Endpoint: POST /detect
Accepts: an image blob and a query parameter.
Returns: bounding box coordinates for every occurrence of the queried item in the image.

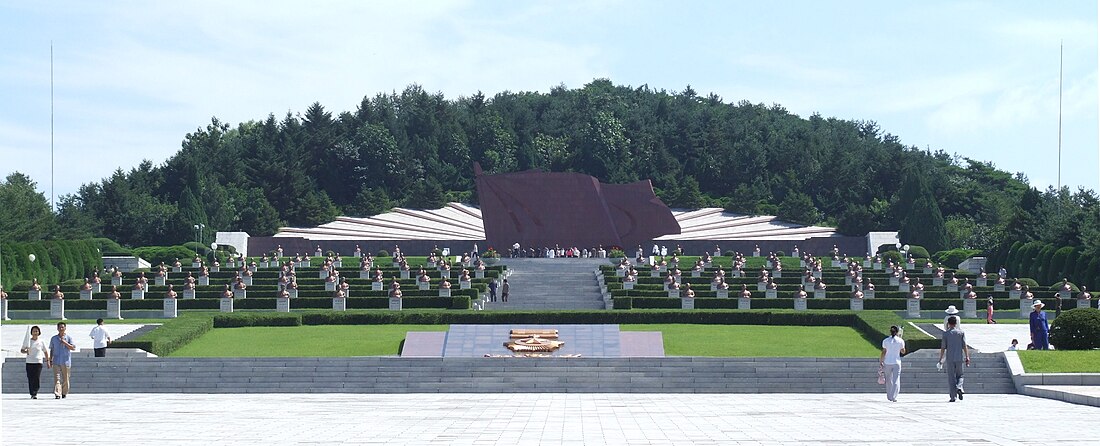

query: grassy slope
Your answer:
[169,324,447,357]
[1018,351,1100,373]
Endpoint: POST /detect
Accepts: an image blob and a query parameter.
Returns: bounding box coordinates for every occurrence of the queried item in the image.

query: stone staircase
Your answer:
[2,352,1016,394]
[486,259,606,310]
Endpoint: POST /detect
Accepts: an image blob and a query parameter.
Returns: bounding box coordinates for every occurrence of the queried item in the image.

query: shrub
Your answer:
[933,249,981,269]
[609,249,626,259]
[723,250,735,257]
[377,249,390,257]
[1048,282,1080,293]
[1050,308,1100,350]
[774,250,786,257]
[877,244,899,254]
[1017,278,1040,288]
[110,313,213,356]
[91,237,129,254]
[182,242,211,256]
[214,313,302,328]
[880,251,903,265]
[906,245,930,259]
[132,245,199,267]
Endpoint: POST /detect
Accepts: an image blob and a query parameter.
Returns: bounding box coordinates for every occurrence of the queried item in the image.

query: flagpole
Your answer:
[1057,40,1062,192]
[51,41,55,212]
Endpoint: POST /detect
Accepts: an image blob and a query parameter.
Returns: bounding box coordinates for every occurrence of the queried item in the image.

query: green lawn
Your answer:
[169,324,881,357]
[1018,350,1100,373]
[621,324,880,357]
[169,324,447,357]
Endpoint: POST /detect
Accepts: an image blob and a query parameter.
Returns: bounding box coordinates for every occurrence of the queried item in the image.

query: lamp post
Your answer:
[194,224,206,246]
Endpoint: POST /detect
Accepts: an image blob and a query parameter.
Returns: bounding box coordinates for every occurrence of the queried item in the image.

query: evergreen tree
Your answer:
[897,163,949,253]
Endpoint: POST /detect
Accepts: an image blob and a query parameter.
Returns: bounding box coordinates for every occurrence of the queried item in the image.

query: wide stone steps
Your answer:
[2,354,1015,394]
[486,259,607,310]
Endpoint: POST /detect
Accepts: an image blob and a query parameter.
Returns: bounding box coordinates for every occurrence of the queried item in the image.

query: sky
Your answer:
[1,1,1097,206]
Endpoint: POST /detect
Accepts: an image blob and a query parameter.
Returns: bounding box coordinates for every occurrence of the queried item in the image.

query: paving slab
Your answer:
[4,393,1099,445]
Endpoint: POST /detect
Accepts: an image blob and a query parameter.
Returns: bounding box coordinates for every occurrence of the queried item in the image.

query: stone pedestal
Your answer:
[372,281,383,291]
[757,283,766,291]
[889,277,899,286]
[333,297,346,311]
[183,289,195,299]
[691,270,701,278]
[475,270,485,279]
[1,298,8,320]
[963,298,977,319]
[93,283,101,293]
[814,289,825,299]
[211,266,220,273]
[794,299,807,311]
[994,284,1005,292]
[731,270,742,278]
[923,267,932,275]
[163,298,178,318]
[439,289,451,297]
[400,270,410,280]
[104,298,121,319]
[906,298,921,318]
[325,282,336,292]
[199,277,209,286]
[1020,298,1033,319]
[622,282,634,290]
[865,290,875,299]
[419,282,430,291]
[50,299,65,320]
[899,284,909,293]
[1078,299,1092,309]
[319,270,329,279]
[844,277,852,286]
[863,260,872,268]
[947,284,958,293]
[1056,291,1074,300]
[155,276,166,287]
[850,299,863,311]
[766,289,777,299]
[873,262,882,270]
[1008,290,1021,299]
[933,278,943,287]
[359,270,371,280]
[192,262,201,268]
[668,290,679,298]
[242,276,253,286]
[773,270,782,278]
[716,289,728,298]
[132,290,144,300]
[650,270,660,278]
[738,297,751,310]
[460,281,471,289]
[288,289,298,299]
[977,278,988,287]
[906,262,915,270]
[277,297,290,313]
[681,298,694,310]
[173,266,182,273]
[301,261,311,268]
[389,297,403,311]
[80,289,93,300]
[615,269,625,277]
[234,289,246,299]
[657,266,667,273]
[112,277,122,286]
[220,298,233,313]
[28,290,41,300]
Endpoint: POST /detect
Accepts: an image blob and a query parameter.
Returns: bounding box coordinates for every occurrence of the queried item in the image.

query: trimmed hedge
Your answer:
[110,312,214,356]
[6,296,470,311]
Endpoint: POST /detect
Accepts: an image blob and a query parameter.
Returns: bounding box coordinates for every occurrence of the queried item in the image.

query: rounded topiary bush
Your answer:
[1048,281,1081,293]
[377,249,390,258]
[608,249,626,259]
[906,245,930,259]
[723,250,735,257]
[1050,308,1100,350]
[774,250,786,257]
[880,251,903,265]
[1016,278,1040,288]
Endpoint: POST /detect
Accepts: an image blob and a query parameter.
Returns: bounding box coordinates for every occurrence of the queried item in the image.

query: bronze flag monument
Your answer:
[474,165,681,249]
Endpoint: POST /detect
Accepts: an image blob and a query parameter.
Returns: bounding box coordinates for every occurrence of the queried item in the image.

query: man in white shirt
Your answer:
[90,318,111,357]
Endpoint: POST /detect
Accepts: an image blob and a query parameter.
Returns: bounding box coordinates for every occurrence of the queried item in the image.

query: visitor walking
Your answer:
[488,279,498,302]
[90,318,111,357]
[20,326,50,399]
[986,295,996,324]
[50,322,76,399]
[501,279,509,303]
[1029,300,1050,350]
[879,325,906,402]
[938,316,970,402]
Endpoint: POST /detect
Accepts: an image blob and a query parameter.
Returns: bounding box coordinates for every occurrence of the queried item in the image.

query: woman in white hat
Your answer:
[943,305,961,332]
[1029,300,1050,350]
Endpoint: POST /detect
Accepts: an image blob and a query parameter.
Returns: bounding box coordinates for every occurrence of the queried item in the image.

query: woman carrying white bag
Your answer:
[879,325,906,402]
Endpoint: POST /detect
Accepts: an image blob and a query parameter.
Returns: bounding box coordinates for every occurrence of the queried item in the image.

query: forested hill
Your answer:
[21,79,1099,257]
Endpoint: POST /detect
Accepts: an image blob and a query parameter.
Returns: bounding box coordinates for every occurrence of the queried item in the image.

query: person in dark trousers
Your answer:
[89,318,111,357]
[501,279,510,303]
[938,316,970,402]
[488,279,498,302]
[20,326,50,399]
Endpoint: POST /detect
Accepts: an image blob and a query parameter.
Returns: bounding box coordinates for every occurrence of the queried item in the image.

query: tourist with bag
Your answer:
[879,325,906,402]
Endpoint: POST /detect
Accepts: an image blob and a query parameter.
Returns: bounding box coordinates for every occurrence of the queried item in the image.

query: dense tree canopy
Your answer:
[4,79,1096,264]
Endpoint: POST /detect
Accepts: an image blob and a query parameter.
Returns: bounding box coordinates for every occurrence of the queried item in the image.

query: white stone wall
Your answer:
[216,232,251,257]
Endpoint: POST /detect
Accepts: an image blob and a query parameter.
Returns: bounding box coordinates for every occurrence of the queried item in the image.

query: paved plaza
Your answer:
[4,393,1099,445]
